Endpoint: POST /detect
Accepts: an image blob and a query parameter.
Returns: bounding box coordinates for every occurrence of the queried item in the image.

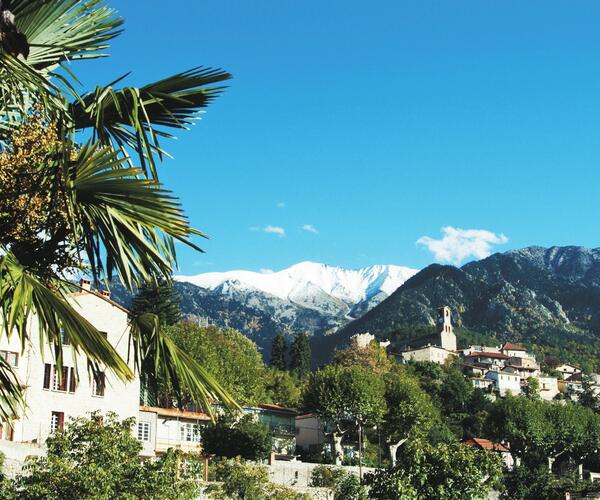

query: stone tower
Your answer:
[438,306,457,351]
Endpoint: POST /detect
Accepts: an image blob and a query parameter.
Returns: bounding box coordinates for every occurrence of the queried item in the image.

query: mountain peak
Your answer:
[176,261,419,304]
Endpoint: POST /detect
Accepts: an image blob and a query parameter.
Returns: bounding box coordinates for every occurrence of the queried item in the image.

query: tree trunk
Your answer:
[388,438,408,468]
[332,433,344,466]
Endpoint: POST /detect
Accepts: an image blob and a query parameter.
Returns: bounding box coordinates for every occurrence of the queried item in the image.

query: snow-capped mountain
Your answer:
[176,262,418,312]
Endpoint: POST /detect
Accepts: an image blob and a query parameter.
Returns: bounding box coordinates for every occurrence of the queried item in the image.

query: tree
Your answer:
[366,441,502,500]
[304,365,386,465]
[0,0,236,417]
[265,368,303,408]
[579,376,600,413]
[382,370,439,466]
[7,413,201,499]
[165,322,268,406]
[130,278,182,327]
[270,333,287,371]
[202,414,273,461]
[332,338,392,375]
[289,332,311,376]
[523,377,541,400]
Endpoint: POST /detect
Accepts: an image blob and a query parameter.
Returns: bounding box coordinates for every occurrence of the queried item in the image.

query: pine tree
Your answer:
[289,332,312,376]
[270,333,287,371]
[130,278,182,327]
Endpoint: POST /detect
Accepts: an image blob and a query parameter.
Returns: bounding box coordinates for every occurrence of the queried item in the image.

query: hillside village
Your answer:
[1,280,599,497]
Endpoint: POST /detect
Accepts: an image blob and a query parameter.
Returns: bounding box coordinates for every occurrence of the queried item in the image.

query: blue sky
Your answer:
[78,1,600,274]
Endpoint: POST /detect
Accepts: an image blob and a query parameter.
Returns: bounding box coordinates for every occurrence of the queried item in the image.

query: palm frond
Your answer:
[130,313,239,417]
[7,0,123,70]
[69,143,205,289]
[0,356,25,422]
[70,67,231,178]
[0,252,132,381]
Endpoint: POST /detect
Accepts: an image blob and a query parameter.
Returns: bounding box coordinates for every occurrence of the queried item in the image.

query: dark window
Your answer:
[60,328,70,346]
[93,372,105,397]
[68,368,77,393]
[43,364,51,389]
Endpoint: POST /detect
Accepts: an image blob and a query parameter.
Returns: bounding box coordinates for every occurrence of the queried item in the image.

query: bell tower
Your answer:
[437,306,456,351]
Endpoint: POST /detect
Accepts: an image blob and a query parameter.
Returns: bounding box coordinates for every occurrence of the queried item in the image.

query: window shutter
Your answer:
[57,412,64,431]
[59,367,69,392]
[69,368,77,393]
[43,364,51,389]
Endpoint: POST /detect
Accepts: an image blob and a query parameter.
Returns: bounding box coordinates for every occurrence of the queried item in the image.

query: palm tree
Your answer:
[0,0,237,419]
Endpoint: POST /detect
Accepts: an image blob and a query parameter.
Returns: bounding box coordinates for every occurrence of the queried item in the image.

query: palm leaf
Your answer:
[0,357,24,422]
[70,67,231,178]
[68,143,205,289]
[130,313,239,417]
[0,252,132,381]
[7,0,123,70]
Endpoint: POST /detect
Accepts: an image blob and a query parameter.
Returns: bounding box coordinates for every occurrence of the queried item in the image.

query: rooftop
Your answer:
[463,438,509,453]
[502,342,526,351]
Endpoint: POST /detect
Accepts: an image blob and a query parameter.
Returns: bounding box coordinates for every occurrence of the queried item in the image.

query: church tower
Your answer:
[437,306,457,351]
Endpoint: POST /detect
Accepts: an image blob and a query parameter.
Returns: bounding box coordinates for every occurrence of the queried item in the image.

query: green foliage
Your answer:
[289,332,312,376]
[310,464,348,488]
[209,459,310,500]
[487,396,600,468]
[264,368,303,408]
[333,474,369,500]
[332,339,392,374]
[202,414,273,461]
[382,368,439,452]
[366,441,502,500]
[6,413,200,499]
[165,322,268,405]
[130,278,182,327]
[270,332,287,371]
[304,364,386,430]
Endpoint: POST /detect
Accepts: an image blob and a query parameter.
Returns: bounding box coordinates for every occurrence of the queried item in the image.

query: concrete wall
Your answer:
[267,460,375,489]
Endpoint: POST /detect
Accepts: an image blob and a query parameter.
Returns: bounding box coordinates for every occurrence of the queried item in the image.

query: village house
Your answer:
[485,370,522,396]
[138,406,209,457]
[0,280,140,453]
[556,363,582,378]
[463,438,515,470]
[538,376,560,401]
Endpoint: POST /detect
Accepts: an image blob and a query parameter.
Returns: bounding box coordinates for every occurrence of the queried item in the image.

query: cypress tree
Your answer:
[289,332,312,376]
[270,332,287,371]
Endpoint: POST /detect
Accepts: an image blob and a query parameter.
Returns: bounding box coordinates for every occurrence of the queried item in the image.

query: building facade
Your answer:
[0,281,140,446]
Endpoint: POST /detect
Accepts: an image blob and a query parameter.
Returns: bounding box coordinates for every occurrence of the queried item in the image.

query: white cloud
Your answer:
[264,225,286,237]
[301,224,319,234]
[416,226,508,265]
[260,268,274,274]
[276,202,285,208]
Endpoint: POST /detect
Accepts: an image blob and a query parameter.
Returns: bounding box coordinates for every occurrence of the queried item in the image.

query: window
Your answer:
[44,364,76,393]
[92,372,105,397]
[60,327,70,346]
[50,411,64,433]
[180,422,201,443]
[52,366,69,392]
[137,422,151,442]
[0,351,18,367]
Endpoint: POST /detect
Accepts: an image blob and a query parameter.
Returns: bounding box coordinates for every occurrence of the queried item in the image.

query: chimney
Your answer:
[80,278,92,291]
[100,290,111,299]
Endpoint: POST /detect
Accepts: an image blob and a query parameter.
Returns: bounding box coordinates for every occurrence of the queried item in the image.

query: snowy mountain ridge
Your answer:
[176,261,419,306]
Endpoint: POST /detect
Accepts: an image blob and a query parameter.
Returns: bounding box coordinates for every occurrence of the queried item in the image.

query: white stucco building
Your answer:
[485,370,522,396]
[0,280,140,447]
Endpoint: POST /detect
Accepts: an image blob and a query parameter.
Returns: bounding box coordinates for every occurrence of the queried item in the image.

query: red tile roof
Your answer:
[257,403,297,414]
[463,438,509,453]
[502,342,526,351]
[467,352,509,359]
